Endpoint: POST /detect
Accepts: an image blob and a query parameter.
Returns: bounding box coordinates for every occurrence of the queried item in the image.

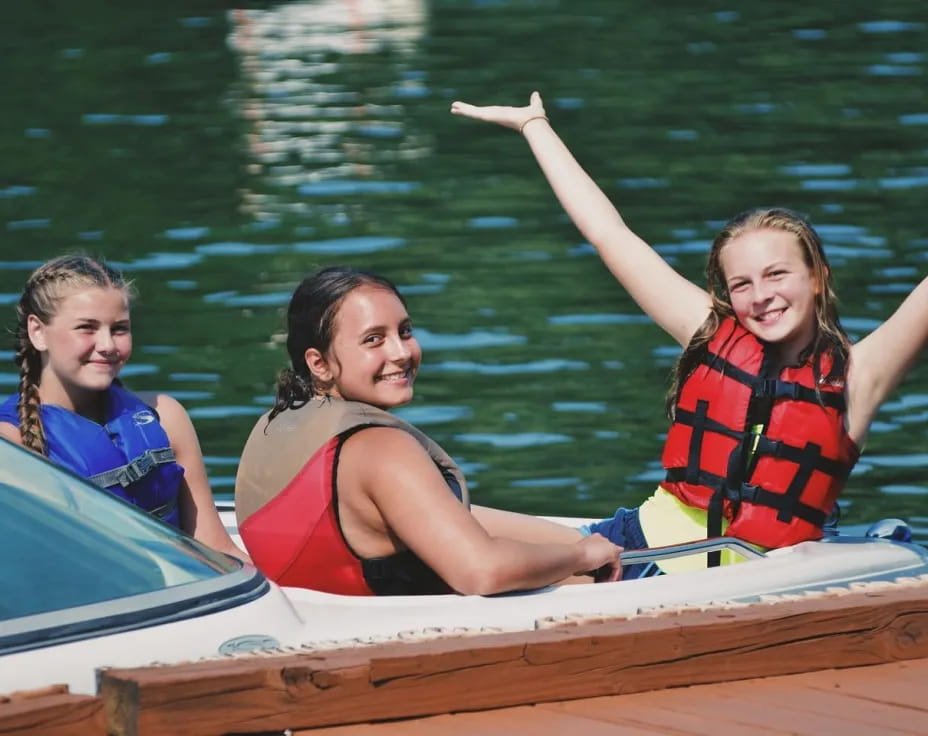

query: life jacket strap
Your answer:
[87,447,176,488]
[752,378,845,410]
[752,436,849,479]
[148,495,179,521]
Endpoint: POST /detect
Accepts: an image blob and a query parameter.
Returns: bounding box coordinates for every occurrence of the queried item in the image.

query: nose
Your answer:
[750,280,774,304]
[386,334,412,362]
[96,329,118,354]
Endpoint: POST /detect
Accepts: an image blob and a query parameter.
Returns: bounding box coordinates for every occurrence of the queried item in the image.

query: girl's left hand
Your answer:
[451,91,547,132]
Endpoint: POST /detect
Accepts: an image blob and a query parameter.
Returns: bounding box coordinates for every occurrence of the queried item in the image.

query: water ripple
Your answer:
[294,236,406,254]
[454,432,572,448]
[393,405,472,425]
[416,328,525,350]
[429,359,588,375]
[552,402,607,413]
[297,180,417,195]
[548,313,652,326]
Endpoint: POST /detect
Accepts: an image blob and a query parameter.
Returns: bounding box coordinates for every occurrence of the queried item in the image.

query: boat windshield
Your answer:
[0,438,261,652]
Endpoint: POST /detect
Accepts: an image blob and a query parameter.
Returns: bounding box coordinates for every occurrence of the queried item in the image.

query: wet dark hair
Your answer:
[666,207,849,417]
[14,254,133,454]
[267,266,406,423]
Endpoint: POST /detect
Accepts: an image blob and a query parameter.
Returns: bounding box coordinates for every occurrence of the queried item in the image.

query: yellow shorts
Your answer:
[637,486,761,573]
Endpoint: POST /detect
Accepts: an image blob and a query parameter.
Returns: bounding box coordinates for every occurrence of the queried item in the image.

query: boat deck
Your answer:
[303,658,928,735]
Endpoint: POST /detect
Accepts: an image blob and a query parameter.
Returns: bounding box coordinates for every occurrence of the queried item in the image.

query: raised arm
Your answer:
[845,275,928,443]
[147,393,252,564]
[451,91,711,346]
[338,427,622,594]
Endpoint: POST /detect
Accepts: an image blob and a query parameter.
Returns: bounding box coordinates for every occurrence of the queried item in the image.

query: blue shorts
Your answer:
[581,507,662,580]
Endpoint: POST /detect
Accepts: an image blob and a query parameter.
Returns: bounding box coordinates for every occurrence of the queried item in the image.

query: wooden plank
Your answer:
[0,692,103,736]
[654,689,915,736]
[739,681,928,734]
[542,692,784,736]
[99,580,928,736]
[296,660,928,736]
[297,704,665,736]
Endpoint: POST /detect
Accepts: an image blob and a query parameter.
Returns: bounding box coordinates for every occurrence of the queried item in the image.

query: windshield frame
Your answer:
[0,437,270,655]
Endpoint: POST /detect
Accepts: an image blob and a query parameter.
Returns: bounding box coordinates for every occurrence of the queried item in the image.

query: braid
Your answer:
[11,254,133,451]
[13,336,46,454]
[267,367,315,425]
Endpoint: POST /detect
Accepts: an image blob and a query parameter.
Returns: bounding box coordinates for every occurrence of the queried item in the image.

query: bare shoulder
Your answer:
[338,425,440,492]
[340,425,428,463]
[135,391,189,425]
[133,392,197,449]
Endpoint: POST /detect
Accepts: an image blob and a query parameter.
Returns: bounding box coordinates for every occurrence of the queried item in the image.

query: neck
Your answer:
[38,380,105,422]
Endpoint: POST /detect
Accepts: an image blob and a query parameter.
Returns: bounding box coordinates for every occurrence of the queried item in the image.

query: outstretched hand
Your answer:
[450,91,547,132]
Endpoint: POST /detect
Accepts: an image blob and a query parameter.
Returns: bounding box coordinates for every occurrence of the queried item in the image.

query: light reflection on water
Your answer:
[1,0,926,539]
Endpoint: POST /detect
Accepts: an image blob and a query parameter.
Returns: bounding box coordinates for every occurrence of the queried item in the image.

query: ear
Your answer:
[26,314,48,352]
[304,347,333,384]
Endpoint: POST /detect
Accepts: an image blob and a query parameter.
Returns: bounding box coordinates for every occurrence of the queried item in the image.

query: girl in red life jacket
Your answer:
[451,94,928,566]
[0,254,250,564]
[235,266,624,596]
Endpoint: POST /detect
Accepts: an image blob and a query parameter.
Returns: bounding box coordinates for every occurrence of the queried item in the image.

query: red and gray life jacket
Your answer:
[660,318,858,557]
[235,397,469,596]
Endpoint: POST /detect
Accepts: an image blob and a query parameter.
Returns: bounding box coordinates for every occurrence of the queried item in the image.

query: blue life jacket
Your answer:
[0,386,185,526]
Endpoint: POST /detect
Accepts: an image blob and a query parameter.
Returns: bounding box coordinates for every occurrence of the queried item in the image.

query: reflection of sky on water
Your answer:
[551,402,608,414]
[187,406,264,419]
[429,359,588,375]
[393,405,472,425]
[227,0,428,221]
[454,432,573,449]
[548,313,651,326]
[415,328,525,350]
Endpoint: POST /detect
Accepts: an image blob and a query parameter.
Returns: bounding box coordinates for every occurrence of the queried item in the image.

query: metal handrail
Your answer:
[620,537,765,567]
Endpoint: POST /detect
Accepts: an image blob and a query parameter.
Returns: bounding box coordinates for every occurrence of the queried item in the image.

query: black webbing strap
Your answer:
[699,351,757,388]
[686,400,709,483]
[672,405,742,443]
[751,436,848,479]
[778,441,821,523]
[736,482,828,528]
[752,378,845,410]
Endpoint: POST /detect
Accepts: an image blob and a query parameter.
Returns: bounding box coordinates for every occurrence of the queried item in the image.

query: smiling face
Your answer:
[306,285,421,409]
[719,228,819,362]
[27,286,132,412]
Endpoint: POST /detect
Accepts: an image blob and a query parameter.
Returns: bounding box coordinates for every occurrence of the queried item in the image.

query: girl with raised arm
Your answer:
[235,266,623,595]
[451,93,928,572]
[0,254,250,563]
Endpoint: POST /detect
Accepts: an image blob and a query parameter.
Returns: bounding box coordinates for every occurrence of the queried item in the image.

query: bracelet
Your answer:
[518,115,549,134]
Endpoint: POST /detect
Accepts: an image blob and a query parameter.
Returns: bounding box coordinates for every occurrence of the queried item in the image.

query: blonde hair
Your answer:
[13,254,133,453]
[666,208,849,416]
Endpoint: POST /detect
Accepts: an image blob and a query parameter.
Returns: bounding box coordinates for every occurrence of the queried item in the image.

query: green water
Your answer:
[2,0,926,537]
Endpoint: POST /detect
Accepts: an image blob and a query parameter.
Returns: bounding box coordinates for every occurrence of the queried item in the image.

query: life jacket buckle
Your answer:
[124,451,155,484]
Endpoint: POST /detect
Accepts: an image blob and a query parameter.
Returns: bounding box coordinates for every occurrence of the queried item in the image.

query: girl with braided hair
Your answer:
[0,254,249,563]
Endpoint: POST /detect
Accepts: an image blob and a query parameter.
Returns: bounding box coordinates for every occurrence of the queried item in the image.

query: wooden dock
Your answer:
[3,575,927,735]
[304,659,928,735]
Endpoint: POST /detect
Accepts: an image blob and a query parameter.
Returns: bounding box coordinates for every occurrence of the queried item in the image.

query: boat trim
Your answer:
[0,567,270,656]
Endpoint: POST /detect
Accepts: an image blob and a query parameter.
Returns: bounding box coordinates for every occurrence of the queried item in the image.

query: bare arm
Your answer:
[145,393,252,564]
[470,504,583,545]
[846,275,928,443]
[338,428,621,594]
[451,91,711,347]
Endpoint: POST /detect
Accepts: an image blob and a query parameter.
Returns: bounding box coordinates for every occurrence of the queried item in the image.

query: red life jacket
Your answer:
[236,398,467,596]
[660,317,859,552]
[240,434,376,595]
